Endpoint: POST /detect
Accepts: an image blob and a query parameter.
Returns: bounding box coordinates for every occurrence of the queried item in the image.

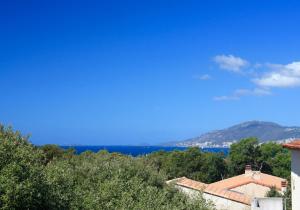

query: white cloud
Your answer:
[234,88,272,97]
[214,54,249,72]
[194,74,212,80]
[214,88,271,101]
[253,61,300,88]
[254,73,300,87]
[212,54,300,101]
[213,95,239,101]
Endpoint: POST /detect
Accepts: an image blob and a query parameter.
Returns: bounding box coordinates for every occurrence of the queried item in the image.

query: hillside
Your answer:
[166,121,300,147]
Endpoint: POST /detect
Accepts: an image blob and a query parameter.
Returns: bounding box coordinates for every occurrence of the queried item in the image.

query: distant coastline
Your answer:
[164,121,300,147]
[60,145,229,156]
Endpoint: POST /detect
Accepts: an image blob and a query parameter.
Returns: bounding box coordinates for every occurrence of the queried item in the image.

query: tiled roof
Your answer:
[283,140,300,150]
[175,177,207,191]
[208,171,285,190]
[169,171,286,206]
[204,186,251,205]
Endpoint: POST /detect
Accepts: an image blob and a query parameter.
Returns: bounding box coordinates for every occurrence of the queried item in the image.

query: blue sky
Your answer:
[1,0,300,145]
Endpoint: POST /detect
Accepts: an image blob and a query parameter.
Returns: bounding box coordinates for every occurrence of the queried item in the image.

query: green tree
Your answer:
[259,142,291,179]
[40,144,65,164]
[44,149,214,210]
[265,186,282,197]
[228,138,261,176]
[193,152,227,183]
[146,147,227,184]
[0,125,48,210]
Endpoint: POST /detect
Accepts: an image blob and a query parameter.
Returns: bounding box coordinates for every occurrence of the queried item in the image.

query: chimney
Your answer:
[281,180,287,193]
[245,165,252,175]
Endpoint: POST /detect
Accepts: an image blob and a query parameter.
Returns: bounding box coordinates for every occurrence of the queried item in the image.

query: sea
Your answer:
[60,146,229,157]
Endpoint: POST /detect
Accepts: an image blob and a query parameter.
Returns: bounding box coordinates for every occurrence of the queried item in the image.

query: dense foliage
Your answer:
[146,138,291,184]
[0,125,292,209]
[266,186,283,197]
[228,138,291,179]
[145,147,227,183]
[0,125,213,210]
[0,126,48,210]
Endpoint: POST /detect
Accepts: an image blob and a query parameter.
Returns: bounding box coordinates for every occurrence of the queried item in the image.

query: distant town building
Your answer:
[167,165,286,210]
[283,140,300,210]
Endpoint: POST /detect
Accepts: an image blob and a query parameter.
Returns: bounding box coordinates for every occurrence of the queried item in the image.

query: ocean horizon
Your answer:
[60,145,229,156]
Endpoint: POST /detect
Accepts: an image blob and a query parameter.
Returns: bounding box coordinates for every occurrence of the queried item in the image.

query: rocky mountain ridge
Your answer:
[166,121,300,147]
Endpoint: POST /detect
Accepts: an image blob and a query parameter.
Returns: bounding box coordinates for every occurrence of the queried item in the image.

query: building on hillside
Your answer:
[283,139,300,210]
[167,165,287,210]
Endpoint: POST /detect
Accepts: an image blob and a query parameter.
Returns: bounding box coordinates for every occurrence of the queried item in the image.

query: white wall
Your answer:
[175,185,201,199]
[251,197,283,210]
[231,183,271,199]
[176,185,250,210]
[291,150,300,210]
[203,193,250,210]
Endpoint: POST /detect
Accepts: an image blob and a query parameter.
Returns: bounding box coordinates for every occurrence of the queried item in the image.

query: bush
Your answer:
[0,125,213,210]
[0,125,48,210]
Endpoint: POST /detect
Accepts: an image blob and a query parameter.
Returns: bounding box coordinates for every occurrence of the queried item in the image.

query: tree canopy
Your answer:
[0,125,292,210]
[0,125,213,210]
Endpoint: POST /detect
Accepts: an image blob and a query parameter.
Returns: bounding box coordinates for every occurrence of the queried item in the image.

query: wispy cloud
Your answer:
[212,54,300,101]
[194,74,212,80]
[213,95,239,101]
[214,54,249,73]
[253,62,300,88]
[214,88,271,101]
[235,88,272,96]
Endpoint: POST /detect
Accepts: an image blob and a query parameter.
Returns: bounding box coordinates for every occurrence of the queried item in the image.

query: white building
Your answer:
[167,165,286,210]
[283,140,300,210]
[251,197,283,210]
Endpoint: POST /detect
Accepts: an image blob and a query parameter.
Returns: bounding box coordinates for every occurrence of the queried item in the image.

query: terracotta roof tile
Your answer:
[283,140,300,150]
[208,171,286,190]
[168,171,286,206]
[204,186,251,205]
[175,177,207,191]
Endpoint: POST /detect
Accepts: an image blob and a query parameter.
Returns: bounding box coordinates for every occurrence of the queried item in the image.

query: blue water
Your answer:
[61,145,229,156]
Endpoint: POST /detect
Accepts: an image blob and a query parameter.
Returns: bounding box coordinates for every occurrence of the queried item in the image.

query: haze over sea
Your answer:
[61,146,229,157]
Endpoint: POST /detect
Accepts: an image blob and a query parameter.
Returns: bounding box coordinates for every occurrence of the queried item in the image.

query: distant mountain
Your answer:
[165,121,300,147]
